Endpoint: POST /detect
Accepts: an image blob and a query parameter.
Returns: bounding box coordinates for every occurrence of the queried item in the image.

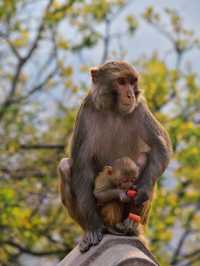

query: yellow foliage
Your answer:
[140,56,172,110]
[62,66,73,77]
[57,39,70,49]
[11,30,29,47]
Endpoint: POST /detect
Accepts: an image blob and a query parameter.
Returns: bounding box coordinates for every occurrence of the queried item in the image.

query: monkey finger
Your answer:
[79,235,90,253]
[122,218,139,236]
[97,229,104,241]
[79,242,89,253]
[119,192,131,203]
[91,232,99,245]
[88,232,94,245]
[115,222,127,234]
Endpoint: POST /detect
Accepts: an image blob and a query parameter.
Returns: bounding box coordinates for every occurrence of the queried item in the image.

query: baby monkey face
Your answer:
[115,167,139,190]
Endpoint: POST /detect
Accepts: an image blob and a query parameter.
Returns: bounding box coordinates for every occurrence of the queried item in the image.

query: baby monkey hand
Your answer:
[118,190,131,203]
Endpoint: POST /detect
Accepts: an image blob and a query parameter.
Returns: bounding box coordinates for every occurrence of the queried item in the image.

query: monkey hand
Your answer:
[79,226,105,253]
[119,191,131,203]
[134,185,150,206]
[115,218,140,236]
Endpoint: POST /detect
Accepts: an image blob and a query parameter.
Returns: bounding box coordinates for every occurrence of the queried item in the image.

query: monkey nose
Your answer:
[127,93,134,99]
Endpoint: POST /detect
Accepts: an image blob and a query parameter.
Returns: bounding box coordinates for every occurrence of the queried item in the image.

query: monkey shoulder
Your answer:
[136,98,172,150]
[135,99,163,131]
[70,95,94,155]
[77,94,94,114]
[73,94,96,133]
[79,93,100,120]
[135,98,149,117]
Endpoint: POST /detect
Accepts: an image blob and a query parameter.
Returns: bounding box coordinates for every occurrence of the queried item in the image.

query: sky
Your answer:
[129,0,200,71]
[76,0,200,74]
[26,0,200,110]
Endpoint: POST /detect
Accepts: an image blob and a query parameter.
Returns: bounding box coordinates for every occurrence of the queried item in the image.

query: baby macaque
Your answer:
[94,157,140,226]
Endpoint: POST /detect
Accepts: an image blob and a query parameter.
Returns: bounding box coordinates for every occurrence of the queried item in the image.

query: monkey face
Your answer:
[119,167,139,190]
[90,61,141,115]
[126,167,139,179]
[109,166,139,190]
[113,75,139,115]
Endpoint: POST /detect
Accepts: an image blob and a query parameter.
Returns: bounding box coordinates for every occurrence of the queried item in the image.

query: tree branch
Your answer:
[50,0,76,16]
[101,17,111,63]
[2,240,68,256]
[180,254,200,266]
[183,248,200,259]
[0,33,22,60]
[20,144,64,150]
[171,202,200,265]
[11,67,58,104]
[0,0,54,122]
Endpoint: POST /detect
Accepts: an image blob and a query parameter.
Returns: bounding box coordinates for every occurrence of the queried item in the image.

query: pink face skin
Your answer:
[118,176,135,190]
[113,76,139,114]
[108,169,135,190]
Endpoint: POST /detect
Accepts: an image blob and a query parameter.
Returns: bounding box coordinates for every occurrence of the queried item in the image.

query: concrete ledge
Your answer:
[58,234,159,266]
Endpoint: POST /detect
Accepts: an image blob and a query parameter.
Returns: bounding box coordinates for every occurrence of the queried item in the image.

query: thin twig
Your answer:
[20,144,64,150]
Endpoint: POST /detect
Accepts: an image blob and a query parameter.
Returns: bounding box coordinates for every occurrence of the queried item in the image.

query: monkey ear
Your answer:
[90,67,99,83]
[104,166,113,175]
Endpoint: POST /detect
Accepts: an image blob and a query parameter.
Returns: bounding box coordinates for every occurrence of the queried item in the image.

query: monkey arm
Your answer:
[140,136,171,187]
[135,103,172,204]
[141,103,172,181]
[72,159,103,229]
[94,189,129,204]
[70,102,104,233]
[71,159,105,252]
[71,141,104,250]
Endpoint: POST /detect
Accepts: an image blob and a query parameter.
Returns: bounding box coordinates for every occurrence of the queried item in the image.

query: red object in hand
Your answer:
[128,213,141,223]
[107,169,112,175]
[127,190,137,198]
[127,190,141,223]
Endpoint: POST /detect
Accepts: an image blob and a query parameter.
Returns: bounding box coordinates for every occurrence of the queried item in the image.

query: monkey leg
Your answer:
[114,196,153,236]
[58,158,85,228]
[58,158,104,252]
[101,202,123,226]
[115,218,142,236]
[58,158,72,207]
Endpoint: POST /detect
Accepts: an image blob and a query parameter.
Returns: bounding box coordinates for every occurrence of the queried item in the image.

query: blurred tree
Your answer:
[142,7,200,266]
[0,1,199,266]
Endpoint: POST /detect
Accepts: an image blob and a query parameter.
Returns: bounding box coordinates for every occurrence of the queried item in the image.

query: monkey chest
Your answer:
[88,115,146,164]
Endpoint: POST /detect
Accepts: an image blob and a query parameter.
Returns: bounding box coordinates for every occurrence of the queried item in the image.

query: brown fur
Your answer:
[58,61,172,252]
[94,157,139,226]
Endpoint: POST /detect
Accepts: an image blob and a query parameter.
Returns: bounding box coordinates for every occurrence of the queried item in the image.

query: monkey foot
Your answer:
[105,226,126,236]
[79,228,104,253]
[115,218,139,236]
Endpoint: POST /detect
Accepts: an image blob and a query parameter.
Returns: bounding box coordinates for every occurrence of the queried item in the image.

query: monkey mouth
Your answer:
[121,103,133,109]
[122,103,131,106]
[120,103,136,112]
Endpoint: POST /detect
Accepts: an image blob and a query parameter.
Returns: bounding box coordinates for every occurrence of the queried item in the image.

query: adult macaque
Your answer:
[94,157,140,226]
[58,61,172,252]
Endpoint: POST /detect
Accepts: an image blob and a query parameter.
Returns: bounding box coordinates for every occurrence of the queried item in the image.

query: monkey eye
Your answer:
[117,77,126,85]
[134,89,140,96]
[129,76,137,85]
